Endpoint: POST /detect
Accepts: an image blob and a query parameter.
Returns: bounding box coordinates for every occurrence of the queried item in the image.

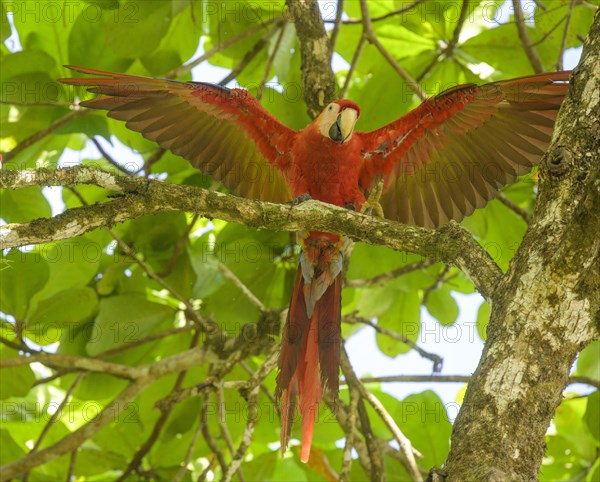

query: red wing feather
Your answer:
[358,71,570,227]
[60,65,296,203]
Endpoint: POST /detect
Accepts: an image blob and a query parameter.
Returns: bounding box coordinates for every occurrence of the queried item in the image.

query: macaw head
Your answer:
[318,100,360,144]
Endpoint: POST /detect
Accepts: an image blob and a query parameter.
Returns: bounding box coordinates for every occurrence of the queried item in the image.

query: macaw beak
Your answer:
[329,108,358,143]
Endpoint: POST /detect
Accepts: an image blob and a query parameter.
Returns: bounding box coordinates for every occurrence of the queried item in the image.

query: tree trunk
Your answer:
[443,11,600,482]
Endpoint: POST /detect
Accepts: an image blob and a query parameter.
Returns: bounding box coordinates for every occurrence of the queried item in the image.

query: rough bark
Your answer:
[443,11,600,482]
[286,0,337,117]
[0,167,501,302]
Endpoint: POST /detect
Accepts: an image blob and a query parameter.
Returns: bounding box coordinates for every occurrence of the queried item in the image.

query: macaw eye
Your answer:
[328,105,333,111]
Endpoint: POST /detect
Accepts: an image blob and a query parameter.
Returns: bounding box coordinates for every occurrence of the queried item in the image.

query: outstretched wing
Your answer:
[60,66,296,203]
[358,71,570,228]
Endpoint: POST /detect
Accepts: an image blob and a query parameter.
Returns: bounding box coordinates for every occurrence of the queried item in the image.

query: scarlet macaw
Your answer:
[60,66,570,462]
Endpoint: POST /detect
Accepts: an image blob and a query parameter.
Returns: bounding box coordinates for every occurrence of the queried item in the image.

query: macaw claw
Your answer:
[289,193,313,206]
[360,178,385,218]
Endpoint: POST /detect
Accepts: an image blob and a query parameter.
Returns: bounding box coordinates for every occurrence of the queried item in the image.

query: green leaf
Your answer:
[118,212,188,271]
[535,1,594,53]
[0,429,26,465]
[0,249,50,320]
[575,341,600,380]
[140,48,182,76]
[583,390,599,442]
[68,10,133,72]
[1,49,56,79]
[2,132,71,169]
[462,198,527,271]
[74,447,127,476]
[395,390,451,469]
[86,294,175,355]
[542,397,598,481]
[0,3,11,44]
[257,87,311,131]
[476,300,490,341]
[55,113,111,141]
[376,290,421,357]
[103,1,174,59]
[0,344,35,400]
[587,457,600,482]
[26,287,98,345]
[30,235,105,309]
[0,186,51,223]
[189,239,226,299]
[426,286,459,326]
[140,3,202,78]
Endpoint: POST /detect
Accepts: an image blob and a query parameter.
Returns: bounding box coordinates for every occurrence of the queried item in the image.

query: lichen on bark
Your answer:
[443,10,600,482]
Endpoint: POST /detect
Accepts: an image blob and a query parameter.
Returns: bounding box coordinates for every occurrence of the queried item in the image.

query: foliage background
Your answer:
[0,0,598,480]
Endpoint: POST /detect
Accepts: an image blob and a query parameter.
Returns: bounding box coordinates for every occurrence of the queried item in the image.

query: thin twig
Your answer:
[22,374,84,482]
[201,392,229,477]
[173,411,204,482]
[240,358,277,406]
[445,0,470,59]
[0,335,29,352]
[417,0,469,83]
[198,457,218,482]
[218,262,266,312]
[3,110,88,163]
[1,352,143,378]
[324,396,373,476]
[221,352,274,482]
[326,0,427,24]
[139,147,166,176]
[341,349,423,481]
[66,449,77,482]
[0,166,503,302]
[496,192,532,223]
[110,227,211,332]
[355,374,470,384]
[219,22,281,86]
[31,374,84,451]
[257,23,288,101]
[157,214,200,277]
[421,265,451,305]
[556,0,577,70]
[98,325,195,358]
[344,313,443,372]
[359,0,427,100]
[217,383,247,482]
[0,378,148,480]
[352,374,599,389]
[70,185,212,333]
[329,0,344,62]
[531,16,566,47]
[339,383,359,481]
[90,137,132,175]
[346,258,436,288]
[339,34,366,99]
[167,18,281,79]
[512,0,544,73]
[0,99,72,108]
[116,331,201,481]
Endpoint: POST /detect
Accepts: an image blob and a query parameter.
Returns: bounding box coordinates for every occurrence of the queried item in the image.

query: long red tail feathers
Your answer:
[276,265,342,463]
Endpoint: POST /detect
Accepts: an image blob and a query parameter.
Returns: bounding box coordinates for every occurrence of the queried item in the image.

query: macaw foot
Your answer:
[360,178,385,218]
[288,193,312,206]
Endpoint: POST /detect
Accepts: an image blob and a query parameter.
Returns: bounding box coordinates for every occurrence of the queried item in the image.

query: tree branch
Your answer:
[512,0,545,73]
[0,166,502,301]
[444,12,600,481]
[286,0,337,117]
[360,0,427,100]
[0,378,147,481]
